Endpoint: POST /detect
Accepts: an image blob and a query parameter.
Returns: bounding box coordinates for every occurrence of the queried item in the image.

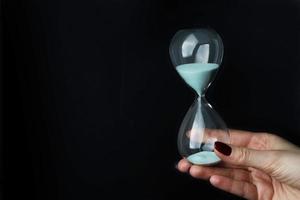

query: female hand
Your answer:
[177,130,300,200]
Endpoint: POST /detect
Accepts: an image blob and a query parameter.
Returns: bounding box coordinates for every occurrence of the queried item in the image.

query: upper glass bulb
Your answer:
[169,28,229,165]
[169,28,224,95]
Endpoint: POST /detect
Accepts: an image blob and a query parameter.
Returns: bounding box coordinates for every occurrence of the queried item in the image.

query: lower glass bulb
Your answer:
[177,96,229,165]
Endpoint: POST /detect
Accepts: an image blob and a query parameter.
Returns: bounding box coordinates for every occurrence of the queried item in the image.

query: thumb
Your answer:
[214,141,277,173]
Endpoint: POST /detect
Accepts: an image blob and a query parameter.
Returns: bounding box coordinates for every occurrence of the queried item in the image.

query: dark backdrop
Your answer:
[3,0,300,199]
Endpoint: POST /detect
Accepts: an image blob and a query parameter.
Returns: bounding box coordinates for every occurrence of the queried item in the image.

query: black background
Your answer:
[3,0,300,199]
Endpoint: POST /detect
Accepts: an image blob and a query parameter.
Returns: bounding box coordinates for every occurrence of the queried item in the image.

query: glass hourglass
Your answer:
[169,28,230,165]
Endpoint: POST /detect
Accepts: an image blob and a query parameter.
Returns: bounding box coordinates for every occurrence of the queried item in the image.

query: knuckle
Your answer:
[235,147,251,164]
[262,151,280,171]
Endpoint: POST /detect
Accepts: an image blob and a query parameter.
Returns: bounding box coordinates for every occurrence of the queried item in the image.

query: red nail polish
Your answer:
[215,141,232,156]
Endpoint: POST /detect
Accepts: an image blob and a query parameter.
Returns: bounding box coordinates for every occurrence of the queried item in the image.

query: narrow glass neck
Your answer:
[195,86,209,98]
[196,95,209,105]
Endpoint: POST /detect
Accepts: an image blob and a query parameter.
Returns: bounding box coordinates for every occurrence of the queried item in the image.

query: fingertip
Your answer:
[214,142,232,156]
[177,159,191,173]
[214,150,229,164]
[210,175,221,185]
[189,165,204,178]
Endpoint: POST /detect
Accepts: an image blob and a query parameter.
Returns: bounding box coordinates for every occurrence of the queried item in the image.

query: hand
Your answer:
[177,129,300,200]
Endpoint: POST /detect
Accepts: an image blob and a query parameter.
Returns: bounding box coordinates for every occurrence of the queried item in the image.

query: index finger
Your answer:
[228,129,258,148]
[185,128,281,151]
[201,129,257,148]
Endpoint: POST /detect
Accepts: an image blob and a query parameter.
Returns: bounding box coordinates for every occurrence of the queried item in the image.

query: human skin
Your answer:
[177,130,300,200]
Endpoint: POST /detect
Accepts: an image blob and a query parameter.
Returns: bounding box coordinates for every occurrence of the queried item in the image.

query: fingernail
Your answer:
[214,141,232,156]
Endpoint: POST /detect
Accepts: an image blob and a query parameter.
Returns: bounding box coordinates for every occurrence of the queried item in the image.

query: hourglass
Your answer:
[169,28,229,165]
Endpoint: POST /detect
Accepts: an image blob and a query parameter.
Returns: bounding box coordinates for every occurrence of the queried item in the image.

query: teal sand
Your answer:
[176,63,219,95]
[187,151,221,165]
